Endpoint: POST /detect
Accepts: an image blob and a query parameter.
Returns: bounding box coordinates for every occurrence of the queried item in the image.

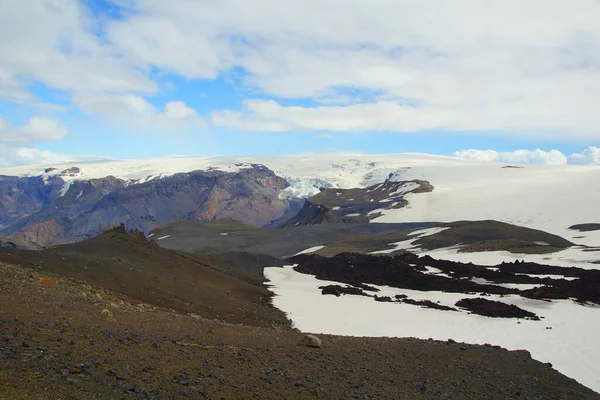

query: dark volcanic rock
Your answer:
[319,285,369,297]
[402,298,457,311]
[521,271,600,304]
[61,167,81,175]
[292,253,517,296]
[569,223,600,232]
[455,298,540,319]
[292,252,600,306]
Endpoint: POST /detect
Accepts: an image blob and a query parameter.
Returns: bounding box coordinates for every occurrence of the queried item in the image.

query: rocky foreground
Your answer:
[1,267,599,399]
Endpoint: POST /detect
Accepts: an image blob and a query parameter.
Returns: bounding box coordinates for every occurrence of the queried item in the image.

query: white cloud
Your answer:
[21,117,68,141]
[455,147,600,165]
[210,98,598,137]
[74,94,204,128]
[107,0,600,138]
[0,145,106,168]
[76,94,155,116]
[163,101,201,121]
[0,146,72,167]
[2,0,600,138]
[0,115,74,167]
[212,99,459,132]
[0,116,68,144]
[568,147,600,165]
[0,0,156,100]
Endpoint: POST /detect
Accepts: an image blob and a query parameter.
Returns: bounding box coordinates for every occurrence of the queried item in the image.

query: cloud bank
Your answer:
[455,147,600,165]
[1,0,600,137]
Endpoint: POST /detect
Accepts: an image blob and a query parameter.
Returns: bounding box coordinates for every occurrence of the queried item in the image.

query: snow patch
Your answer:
[408,227,450,237]
[59,179,74,197]
[388,182,421,196]
[293,245,326,256]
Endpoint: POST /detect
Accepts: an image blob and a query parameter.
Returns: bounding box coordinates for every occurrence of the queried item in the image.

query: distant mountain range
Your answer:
[0,165,296,247]
[1,154,599,250]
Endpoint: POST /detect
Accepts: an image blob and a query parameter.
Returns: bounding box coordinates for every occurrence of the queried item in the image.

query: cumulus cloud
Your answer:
[0,146,76,167]
[455,147,600,165]
[21,117,68,141]
[568,147,600,165]
[74,94,204,128]
[0,115,73,167]
[0,116,68,144]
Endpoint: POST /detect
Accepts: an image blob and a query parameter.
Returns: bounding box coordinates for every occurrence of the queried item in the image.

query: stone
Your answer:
[300,334,322,348]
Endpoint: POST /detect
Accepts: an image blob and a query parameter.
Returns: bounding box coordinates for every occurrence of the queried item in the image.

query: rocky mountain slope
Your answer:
[0,225,289,328]
[0,165,294,248]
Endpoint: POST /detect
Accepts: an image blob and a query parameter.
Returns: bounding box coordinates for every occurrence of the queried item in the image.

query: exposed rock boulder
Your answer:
[319,285,369,297]
[402,298,457,311]
[61,167,81,176]
[299,334,322,348]
[455,298,540,320]
[569,223,600,232]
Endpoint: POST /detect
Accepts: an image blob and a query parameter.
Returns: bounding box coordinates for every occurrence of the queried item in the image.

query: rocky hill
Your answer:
[0,165,294,248]
[0,224,289,328]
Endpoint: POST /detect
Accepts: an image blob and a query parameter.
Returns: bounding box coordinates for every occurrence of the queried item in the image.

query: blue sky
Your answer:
[1,0,599,166]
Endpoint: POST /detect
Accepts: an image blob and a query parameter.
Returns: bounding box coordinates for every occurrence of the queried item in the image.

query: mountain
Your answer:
[1,152,600,251]
[0,164,294,247]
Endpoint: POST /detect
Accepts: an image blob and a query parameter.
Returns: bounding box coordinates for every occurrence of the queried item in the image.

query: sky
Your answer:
[1,0,600,166]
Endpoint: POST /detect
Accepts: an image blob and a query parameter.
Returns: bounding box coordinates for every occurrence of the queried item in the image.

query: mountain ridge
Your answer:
[0,165,293,247]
